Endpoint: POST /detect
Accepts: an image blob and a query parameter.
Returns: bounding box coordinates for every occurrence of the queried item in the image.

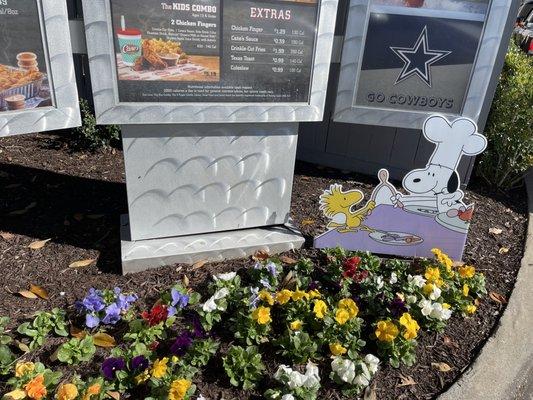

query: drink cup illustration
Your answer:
[117,26,142,67]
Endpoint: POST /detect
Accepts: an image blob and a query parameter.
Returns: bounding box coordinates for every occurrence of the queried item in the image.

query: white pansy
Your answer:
[431,303,452,320]
[202,288,230,312]
[353,362,371,386]
[331,357,356,384]
[419,299,433,317]
[409,274,426,288]
[215,272,237,281]
[375,276,384,290]
[406,295,418,304]
[364,354,380,374]
[303,362,320,388]
[281,395,295,400]
[429,286,442,301]
[389,272,398,285]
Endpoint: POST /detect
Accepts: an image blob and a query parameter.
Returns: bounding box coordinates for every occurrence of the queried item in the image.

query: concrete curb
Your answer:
[438,171,533,400]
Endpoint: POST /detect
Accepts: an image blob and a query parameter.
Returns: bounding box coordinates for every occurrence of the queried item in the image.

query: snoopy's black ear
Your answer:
[447,171,460,193]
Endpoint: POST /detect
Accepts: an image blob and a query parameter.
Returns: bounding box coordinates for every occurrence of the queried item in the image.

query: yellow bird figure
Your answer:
[319,184,376,233]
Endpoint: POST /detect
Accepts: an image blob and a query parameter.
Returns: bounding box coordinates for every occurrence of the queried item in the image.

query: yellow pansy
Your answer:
[168,378,192,400]
[4,389,26,400]
[308,289,321,299]
[57,384,79,400]
[338,298,359,319]
[431,248,454,271]
[465,304,477,314]
[15,361,35,378]
[151,357,169,379]
[313,300,327,319]
[292,290,309,302]
[459,265,476,279]
[258,290,275,306]
[375,320,399,342]
[425,267,443,287]
[399,313,420,340]
[463,284,470,297]
[172,356,180,363]
[423,283,435,296]
[335,309,350,325]
[443,303,451,309]
[290,320,303,331]
[82,383,101,400]
[329,342,347,356]
[276,289,293,305]
[134,370,150,385]
[252,306,272,325]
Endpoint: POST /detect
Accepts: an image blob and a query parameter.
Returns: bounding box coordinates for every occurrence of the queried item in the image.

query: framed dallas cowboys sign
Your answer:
[333,0,516,129]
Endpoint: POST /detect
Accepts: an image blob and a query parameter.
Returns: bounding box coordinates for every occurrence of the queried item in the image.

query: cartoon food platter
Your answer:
[314,115,487,260]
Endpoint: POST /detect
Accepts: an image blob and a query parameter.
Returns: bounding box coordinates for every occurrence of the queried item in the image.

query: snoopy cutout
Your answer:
[315,114,488,260]
[374,115,487,214]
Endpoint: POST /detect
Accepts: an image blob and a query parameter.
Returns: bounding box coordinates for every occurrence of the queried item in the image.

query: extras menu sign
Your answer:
[0,0,52,114]
[110,0,319,103]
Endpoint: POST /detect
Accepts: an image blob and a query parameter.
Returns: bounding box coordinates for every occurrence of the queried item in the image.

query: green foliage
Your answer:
[57,336,96,365]
[17,308,68,350]
[73,99,120,150]
[0,317,14,375]
[222,345,265,390]
[478,42,533,190]
[275,331,318,364]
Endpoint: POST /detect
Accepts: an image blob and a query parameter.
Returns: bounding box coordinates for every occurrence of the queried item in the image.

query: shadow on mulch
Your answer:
[0,162,125,274]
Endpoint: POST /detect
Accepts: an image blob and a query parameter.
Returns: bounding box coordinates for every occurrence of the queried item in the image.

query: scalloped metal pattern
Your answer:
[82,0,339,125]
[121,215,305,274]
[122,123,299,241]
[0,1,80,137]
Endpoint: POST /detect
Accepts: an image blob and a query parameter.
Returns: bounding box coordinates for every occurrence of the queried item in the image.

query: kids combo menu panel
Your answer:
[110,0,320,103]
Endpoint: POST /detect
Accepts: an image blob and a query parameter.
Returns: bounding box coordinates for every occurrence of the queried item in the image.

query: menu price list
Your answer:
[222,0,318,102]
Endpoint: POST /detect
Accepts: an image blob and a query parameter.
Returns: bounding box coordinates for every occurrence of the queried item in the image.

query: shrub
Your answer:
[478,42,533,190]
[73,99,121,150]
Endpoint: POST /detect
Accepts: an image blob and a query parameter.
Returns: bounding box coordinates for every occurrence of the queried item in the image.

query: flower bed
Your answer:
[0,247,486,400]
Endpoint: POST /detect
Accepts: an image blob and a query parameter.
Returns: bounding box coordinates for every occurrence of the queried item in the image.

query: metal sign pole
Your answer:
[120,122,304,274]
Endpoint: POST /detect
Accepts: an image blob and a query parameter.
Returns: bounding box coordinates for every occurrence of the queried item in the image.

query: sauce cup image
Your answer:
[117,28,142,67]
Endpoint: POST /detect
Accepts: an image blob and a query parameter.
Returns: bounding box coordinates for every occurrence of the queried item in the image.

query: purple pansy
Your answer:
[101,357,126,380]
[168,289,190,316]
[390,297,408,318]
[102,303,121,325]
[265,262,278,276]
[85,314,100,329]
[131,355,149,371]
[75,288,105,314]
[114,287,138,311]
[190,313,205,338]
[171,331,194,356]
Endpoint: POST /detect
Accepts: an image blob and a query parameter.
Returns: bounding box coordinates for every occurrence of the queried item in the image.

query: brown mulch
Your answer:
[0,132,528,400]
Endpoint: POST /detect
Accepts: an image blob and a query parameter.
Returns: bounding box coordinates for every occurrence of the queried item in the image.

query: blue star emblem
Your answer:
[390,26,451,87]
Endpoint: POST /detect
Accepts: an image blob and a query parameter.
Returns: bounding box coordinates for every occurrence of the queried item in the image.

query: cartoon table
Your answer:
[314,204,469,260]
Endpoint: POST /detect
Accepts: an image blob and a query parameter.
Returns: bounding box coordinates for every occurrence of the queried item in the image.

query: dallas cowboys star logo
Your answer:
[390,26,451,87]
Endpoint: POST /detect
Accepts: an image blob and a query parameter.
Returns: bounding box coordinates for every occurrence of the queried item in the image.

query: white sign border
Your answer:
[0,0,81,137]
[333,0,516,129]
[83,0,339,125]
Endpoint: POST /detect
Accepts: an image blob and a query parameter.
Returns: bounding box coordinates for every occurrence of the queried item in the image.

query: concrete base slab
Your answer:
[120,215,305,274]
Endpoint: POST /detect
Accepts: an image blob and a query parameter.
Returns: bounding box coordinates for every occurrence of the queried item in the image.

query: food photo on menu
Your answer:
[371,0,489,14]
[0,1,52,113]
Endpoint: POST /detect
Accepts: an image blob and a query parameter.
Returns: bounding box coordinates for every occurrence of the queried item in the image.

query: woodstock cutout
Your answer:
[315,114,488,260]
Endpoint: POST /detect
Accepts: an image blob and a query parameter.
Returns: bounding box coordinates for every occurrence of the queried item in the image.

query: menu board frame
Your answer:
[333,0,515,129]
[83,0,339,125]
[0,0,80,137]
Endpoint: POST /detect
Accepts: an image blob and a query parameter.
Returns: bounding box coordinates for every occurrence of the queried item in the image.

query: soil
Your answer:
[0,132,528,400]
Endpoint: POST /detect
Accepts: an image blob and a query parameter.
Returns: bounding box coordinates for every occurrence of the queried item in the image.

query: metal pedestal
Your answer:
[120,123,304,274]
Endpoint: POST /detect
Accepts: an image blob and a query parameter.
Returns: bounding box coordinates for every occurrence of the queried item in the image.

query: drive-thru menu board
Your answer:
[0,1,52,114]
[110,0,319,103]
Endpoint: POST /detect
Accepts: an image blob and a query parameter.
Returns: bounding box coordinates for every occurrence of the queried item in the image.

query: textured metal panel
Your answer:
[122,123,299,241]
[121,215,305,274]
[0,0,81,137]
[332,0,516,129]
[82,0,339,125]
